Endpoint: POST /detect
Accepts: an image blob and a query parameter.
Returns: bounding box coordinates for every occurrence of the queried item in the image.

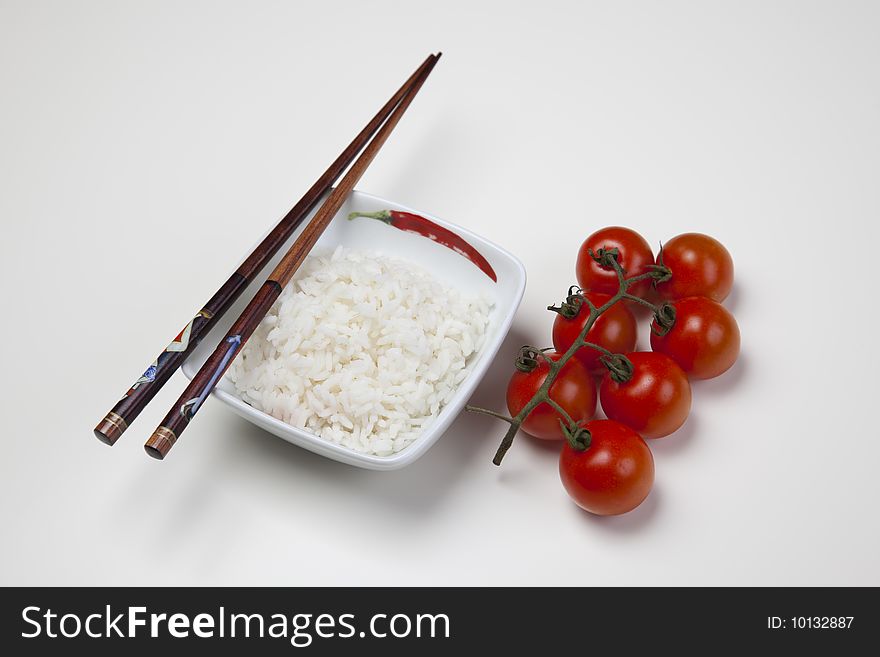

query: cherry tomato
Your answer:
[575,226,654,298]
[506,352,597,441]
[599,352,691,438]
[551,292,638,375]
[654,233,734,302]
[650,296,740,379]
[559,419,654,516]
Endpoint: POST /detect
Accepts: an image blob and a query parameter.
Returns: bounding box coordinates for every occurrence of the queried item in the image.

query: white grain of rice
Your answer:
[227,246,491,456]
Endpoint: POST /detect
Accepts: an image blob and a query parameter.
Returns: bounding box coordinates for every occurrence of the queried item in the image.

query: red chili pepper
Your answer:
[348,210,498,282]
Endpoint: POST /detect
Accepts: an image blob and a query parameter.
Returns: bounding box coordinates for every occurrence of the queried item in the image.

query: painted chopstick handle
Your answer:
[144,281,282,460]
[94,274,245,445]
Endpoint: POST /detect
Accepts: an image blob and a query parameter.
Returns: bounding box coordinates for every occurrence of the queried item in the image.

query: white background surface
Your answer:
[1,0,878,586]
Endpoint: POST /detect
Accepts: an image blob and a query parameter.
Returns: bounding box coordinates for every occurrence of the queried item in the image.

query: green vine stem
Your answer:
[466,252,669,466]
[544,397,577,430]
[621,292,658,310]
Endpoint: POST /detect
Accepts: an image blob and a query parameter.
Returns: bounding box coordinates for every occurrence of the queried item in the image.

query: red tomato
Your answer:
[506,352,597,440]
[575,227,655,298]
[559,419,654,516]
[551,292,638,375]
[655,233,734,302]
[599,352,691,438]
[650,296,740,379]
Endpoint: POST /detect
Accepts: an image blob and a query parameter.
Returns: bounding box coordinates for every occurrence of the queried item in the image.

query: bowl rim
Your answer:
[182,189,527,470]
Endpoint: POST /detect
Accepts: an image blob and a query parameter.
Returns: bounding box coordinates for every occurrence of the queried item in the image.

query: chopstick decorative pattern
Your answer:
[144,53,441,460]
[124,308,214,395]
[180,333,242,420]
[93,54,437,447]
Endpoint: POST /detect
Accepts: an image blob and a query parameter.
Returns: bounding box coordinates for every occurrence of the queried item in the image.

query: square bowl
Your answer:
[182,190,526,470]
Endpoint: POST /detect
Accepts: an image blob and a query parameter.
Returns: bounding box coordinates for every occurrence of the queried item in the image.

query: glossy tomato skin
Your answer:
[551,293,638,375]
[599,352,691,438]
[506,352,597,440]
[655,233,734,302]
[559,419,654,516]
[575,227,654,298]
[650,296,740,379]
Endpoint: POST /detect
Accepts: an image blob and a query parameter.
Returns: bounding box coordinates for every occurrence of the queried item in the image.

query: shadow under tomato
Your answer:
[692,351,748,399]
[647,413,699,457]
[573,485,662,532]
[495,434,564,488]
[722,285,741,314]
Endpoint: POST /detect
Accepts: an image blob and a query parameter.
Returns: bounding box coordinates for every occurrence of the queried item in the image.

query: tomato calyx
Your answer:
[652,303,677,336]
[599,353,634,383]
[587,246,621,270]
[562,422,592,451]
[547,285,585,319]
[514,346,543,373]
[647,246,673,285]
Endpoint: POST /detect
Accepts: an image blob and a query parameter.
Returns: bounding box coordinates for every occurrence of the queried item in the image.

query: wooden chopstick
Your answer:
[144,53,441,460]
[94,54,437,447]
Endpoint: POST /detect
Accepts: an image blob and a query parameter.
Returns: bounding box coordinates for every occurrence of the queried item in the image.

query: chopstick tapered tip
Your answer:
[144,426,177,460]
[94,412,127,446]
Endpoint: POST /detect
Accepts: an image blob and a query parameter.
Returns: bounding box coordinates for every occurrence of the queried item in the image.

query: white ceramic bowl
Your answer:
[182,190,526,470]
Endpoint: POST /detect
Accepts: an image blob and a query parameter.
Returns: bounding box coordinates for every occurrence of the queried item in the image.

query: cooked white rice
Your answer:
[227,246,492,456]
